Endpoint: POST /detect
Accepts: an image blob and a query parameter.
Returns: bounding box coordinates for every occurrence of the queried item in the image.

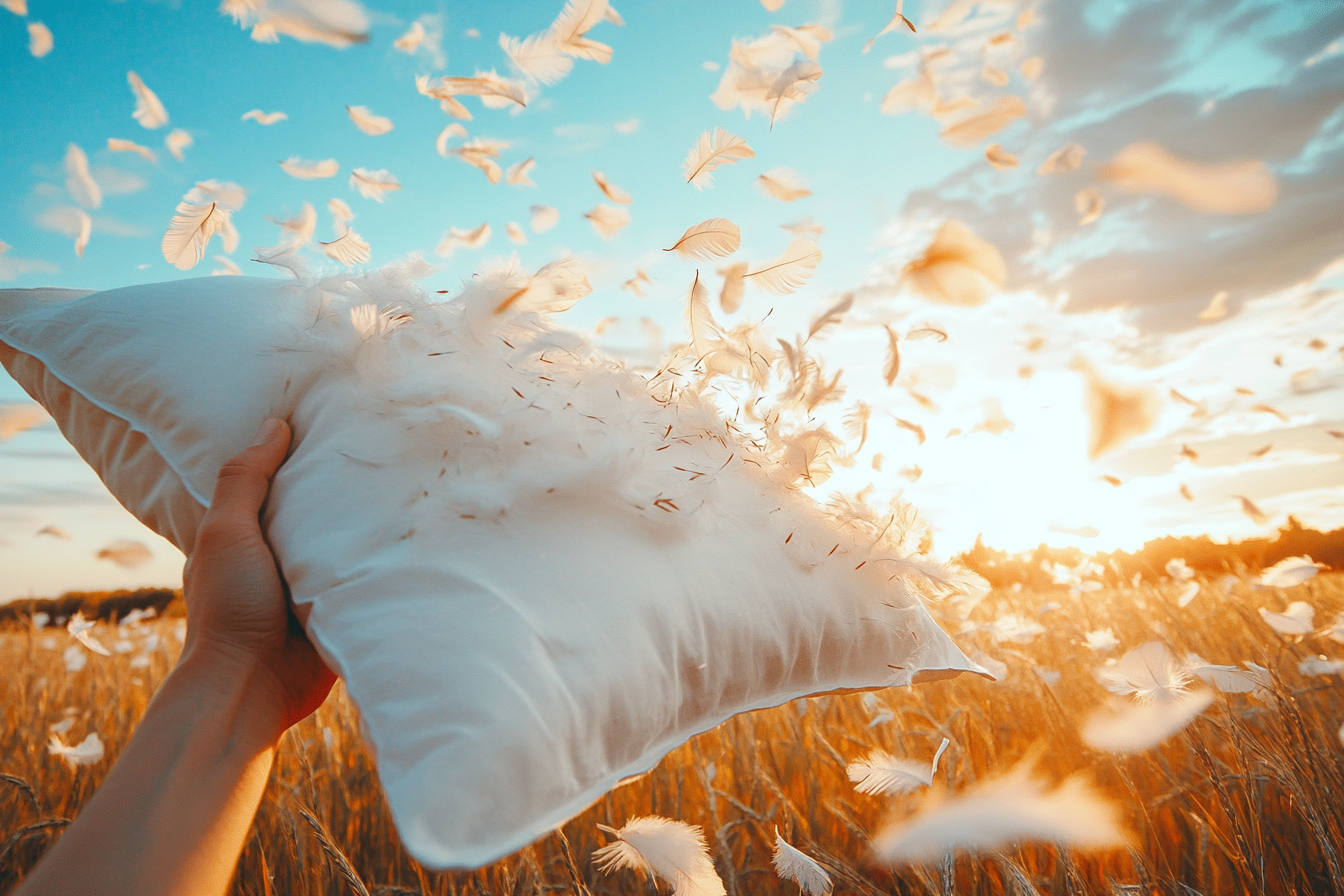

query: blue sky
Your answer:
[2,0,1342,600]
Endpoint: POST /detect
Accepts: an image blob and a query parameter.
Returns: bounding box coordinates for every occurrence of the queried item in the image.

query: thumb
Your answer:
[205,418,292,525]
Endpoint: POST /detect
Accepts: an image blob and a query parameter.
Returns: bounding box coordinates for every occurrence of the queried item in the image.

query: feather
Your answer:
[665,218,740,261]
[893,417,925,444]
[872,762,1125,862]
[448,138,509,184]
[843,401,871,452]
[782,216,824,236]
[435,123,468,156]
[161,201,226,270]
[280,156,339,179]
[107,138,157,163]
[436,222,491,255]
[551,0,615,63]
[0,402,50,441]
[760,0,784,9]
[48,732,105,768]
[1260,601,1315,636]
[984,143,1017,169]
[685,271,723,352]
[806,292,852,340]
[349,168,401,202]
[320,228,371,266]
[1082,690,1214,753]
[883,325,901,385]
[266,202,317,250]
[1039,142,1086,175]
[906,325,947,341]
[501,31,574,85]
[1071,357,1161,459]
[212,255,243,276]
[1021,55,1044,79]
[36,524,72,540]
[593,170,632,204]
[981,64,1008,86]
[717,262,747,313]
[756,167,811,201]
[506,222,527,245]
[429,71,527,109]
[328,198,353,227]
[1251,403,1289,422]
[682,128,755,190]
[743,236,821,295]
[847,737,949,795]
[66,612,112,655]
[506,158,536,186]
[622,268,651,296]
[184,179,248,211]
[94,538,153,569]
[1100,142,1277,214]
[164,128,192,162]
[393,20,424,52]
[127,71,168,129]
[772,829,833,896]
[765,59,823,128]
[584,203,630,239]
[593,816,726,896]
[530,204,560,233]
[220,0,369,47]
[72,209,92,257]
[1095,641,1191,702]
[939,95,1025,148]
[28,21,53,57]
[863,4,915,53]
[346,104,394,135]
[902,219,1004,306]
[1259,556,1325,588]
[1075,187,1105,224]
[415,74,473,119]
[1,0,25,13]
[241,109,288,124]
[881,66,937,116]
[64,144,102,209]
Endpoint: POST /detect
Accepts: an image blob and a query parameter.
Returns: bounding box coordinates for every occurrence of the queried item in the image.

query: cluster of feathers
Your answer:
[260,258,988,626]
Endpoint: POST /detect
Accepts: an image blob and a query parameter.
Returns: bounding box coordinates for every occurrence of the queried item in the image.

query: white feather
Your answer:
[161,201,226,271]
[48,732,105,768]
[847,737,949,795]
[593,816,726,896]
[772,828,833,896]
[127,71,168,129]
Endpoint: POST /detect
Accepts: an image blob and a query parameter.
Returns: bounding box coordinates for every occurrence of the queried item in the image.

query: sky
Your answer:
[1,0,1342,601]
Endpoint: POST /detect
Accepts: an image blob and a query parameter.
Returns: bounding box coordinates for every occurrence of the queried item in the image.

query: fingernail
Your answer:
[251,418,281,446]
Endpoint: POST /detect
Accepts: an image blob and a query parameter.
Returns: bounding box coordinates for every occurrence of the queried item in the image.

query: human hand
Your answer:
[181,418,336,737]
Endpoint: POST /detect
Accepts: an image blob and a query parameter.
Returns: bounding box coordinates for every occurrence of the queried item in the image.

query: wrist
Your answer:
[170,642,293,748]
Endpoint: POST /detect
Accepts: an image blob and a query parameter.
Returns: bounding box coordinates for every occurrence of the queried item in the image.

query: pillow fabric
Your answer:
[0,264,988,869]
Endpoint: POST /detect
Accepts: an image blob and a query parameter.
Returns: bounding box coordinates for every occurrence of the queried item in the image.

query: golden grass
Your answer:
[3,574,1344,896]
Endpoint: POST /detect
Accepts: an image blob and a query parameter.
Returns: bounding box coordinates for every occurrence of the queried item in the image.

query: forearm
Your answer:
[16,648,286,896]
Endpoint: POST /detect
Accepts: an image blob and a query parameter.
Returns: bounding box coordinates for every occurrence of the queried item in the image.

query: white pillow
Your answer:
[0,266,987,869]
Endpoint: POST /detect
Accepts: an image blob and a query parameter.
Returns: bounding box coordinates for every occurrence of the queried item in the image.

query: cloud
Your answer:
[874,0,1344,333]
[36,206,148,239]
[0,252,59,282]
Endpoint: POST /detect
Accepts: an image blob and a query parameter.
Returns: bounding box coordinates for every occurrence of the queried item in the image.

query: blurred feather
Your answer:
[984,143,1018,169]
[28,22,53,57]
[220,0,369,47]
[0,402,50,441]
[506,222,527,245]
[717,262,747,313]
[1072,358,1161,459]
[107,138,157,163]
[584,203,630,239]
[1259,556,1325,588]
[280,156,339,179]
[435,123,468,157]
[1235,495,1271,525]
[1075,188,1105,224]
[506,158,537,186]
[883,326,900,386]
[501,31,574,85]
[530,204,560,233]
[164,129,192,162]
[1100,142,1278,214]
[64,144,102,209]
[872,762,1125,861]
[902,219,1004,306]
[806,293,851,340]
[939,96,1025,148]
[347,105,394,135]
[94,539,153,570]
[127,71,168,129]
[242,109,288,124]
[1038,142,1086,175]
[593,170,632,204]
[1083,690,1214,753]
[349,168,400,202]
[436,222,491,256]
[756,167,812,201]
[1260,601,1315,636]
[48,732,105,768]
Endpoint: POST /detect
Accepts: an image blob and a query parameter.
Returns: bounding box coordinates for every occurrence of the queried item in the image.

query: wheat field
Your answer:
[3,573,1343,896]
